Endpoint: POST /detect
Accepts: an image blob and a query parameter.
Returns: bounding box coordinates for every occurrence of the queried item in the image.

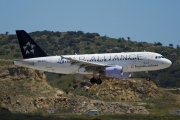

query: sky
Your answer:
[0,0,180,47]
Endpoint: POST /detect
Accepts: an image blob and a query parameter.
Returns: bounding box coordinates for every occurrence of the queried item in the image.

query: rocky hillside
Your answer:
[85,78,160,102]
[0,65,58,112]
[0,65,164,114]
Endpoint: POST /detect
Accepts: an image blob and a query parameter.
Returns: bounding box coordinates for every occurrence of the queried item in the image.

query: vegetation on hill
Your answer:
[0,31,180,88]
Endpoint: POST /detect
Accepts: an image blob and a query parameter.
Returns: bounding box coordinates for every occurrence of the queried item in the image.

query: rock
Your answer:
[55,90,64,97]
[81,86,90,92]
[0,65,150,114]
[87,79,160,101]
[0,65,46,81]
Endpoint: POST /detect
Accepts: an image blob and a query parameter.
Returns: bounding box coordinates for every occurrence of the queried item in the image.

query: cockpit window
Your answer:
[155,56,165,59]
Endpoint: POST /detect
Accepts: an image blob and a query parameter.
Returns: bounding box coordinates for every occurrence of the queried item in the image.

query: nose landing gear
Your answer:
[146,76,151,81]
[145,72,151,81]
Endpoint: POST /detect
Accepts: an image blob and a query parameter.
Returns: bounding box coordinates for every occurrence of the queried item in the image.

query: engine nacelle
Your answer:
[105,66,129,79]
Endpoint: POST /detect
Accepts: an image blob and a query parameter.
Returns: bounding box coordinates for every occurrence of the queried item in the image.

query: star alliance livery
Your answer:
[14,30,172,84]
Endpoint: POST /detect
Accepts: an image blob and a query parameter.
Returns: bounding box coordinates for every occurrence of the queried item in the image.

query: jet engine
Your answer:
[105,66,129,79]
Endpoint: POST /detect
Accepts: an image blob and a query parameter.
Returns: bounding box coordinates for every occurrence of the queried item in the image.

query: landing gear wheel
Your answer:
[90,77,96,84]
[146,77,151,81]
[96,79,102,84]
[145,71,151,81]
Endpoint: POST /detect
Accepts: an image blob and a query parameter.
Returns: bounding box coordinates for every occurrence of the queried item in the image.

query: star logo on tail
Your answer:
[23,42,36,54]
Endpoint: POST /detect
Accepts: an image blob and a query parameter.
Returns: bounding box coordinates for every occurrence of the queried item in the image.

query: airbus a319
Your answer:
[14,30,172,84]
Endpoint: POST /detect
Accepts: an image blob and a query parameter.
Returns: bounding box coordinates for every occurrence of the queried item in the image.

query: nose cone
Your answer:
[165,59,172,68]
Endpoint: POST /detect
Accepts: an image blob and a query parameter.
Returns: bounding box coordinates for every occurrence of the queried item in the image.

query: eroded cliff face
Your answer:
[86,78,160,101]
[0,65,46,81]
[0,65,157,114]
[0,65,59,113]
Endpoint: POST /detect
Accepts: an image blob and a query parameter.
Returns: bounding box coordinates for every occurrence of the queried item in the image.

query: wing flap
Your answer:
[63,57,110,71]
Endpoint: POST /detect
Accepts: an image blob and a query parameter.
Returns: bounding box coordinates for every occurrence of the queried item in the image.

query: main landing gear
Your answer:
[90,76,102,85]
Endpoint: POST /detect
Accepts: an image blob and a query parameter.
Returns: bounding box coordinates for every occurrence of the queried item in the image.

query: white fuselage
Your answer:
[14,52,172,74]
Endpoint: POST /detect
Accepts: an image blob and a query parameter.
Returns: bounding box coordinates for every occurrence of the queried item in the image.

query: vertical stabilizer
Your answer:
[16,30,48,59]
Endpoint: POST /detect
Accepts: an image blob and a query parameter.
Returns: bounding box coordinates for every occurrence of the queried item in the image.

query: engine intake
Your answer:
[105,66,129,79]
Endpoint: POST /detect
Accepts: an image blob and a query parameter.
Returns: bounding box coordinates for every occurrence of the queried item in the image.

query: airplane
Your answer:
[13,30,172,84]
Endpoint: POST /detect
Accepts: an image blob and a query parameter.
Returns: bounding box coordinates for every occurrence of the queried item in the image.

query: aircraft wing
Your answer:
[63,57,111,71]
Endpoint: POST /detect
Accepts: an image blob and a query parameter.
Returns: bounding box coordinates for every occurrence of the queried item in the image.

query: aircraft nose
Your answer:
[165,59,172,67]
